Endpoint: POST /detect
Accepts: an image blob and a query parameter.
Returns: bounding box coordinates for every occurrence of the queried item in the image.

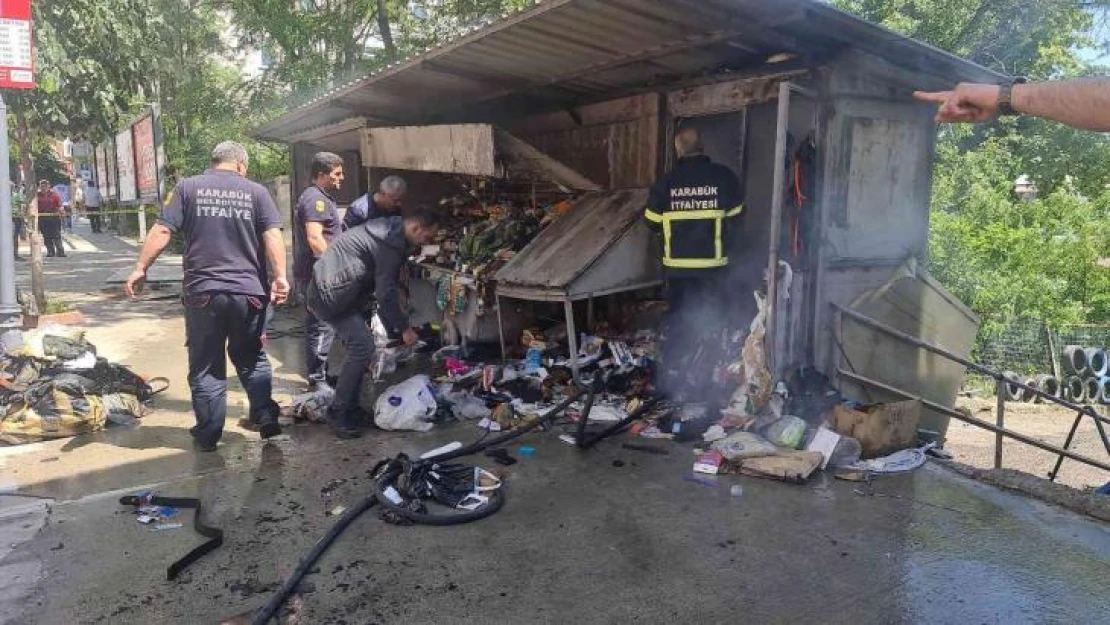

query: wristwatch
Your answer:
[998,78,1027,116]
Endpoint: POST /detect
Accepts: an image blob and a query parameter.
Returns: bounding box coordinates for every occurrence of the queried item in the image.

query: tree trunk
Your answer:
[377,0,395,55]
[14,103,46,316]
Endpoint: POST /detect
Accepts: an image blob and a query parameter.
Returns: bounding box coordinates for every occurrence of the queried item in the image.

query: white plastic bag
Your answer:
[374,375,438,432]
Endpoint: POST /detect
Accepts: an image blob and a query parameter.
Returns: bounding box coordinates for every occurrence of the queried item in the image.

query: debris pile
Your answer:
[0,326,167,445]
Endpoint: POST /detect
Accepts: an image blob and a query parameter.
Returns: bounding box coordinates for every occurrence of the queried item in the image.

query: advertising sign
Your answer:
[95,144,108,197]
[133,114,159,202]
[105,139,117,200]
[116,128,136,203]
[0,0,33,89]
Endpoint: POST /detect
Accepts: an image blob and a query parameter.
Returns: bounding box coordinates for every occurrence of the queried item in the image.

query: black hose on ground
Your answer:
[250,390,586,624]
[249,494,378,625]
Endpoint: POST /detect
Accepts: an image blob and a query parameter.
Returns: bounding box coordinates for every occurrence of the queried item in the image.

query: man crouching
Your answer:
[306,206,440,438]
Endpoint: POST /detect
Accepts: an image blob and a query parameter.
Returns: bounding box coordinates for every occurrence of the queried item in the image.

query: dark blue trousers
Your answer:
[184,292,278,446]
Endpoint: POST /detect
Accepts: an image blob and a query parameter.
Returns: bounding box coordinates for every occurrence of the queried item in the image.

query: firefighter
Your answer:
[644,127,744,395]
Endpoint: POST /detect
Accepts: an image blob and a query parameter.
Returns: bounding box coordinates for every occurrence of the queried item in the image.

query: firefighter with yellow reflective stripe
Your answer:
[644,127,744,398]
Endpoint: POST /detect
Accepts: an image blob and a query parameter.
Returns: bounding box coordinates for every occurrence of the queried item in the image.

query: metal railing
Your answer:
[834,305,1110,478]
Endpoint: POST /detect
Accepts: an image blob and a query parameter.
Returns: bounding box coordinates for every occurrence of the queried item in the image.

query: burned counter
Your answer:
[494,188,661,377]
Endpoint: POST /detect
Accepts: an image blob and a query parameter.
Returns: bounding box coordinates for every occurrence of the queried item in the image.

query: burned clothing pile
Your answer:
[0,327,166,444]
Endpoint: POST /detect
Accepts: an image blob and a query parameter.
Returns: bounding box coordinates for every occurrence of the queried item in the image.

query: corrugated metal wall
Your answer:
[508,93,660,189]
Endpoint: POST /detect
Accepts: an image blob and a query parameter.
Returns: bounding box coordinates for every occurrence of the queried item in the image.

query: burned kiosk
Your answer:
[256,0,1003,440]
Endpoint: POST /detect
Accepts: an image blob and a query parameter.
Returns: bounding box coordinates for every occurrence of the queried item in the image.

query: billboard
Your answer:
[95,144,108,197]
[0,0,33,90]
[116,128,136,204]
[105,138,117,200]
[133,114,159,202]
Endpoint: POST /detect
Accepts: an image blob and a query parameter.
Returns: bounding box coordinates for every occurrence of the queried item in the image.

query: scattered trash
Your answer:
[730,484,744,497]
[420,441,463,459]
[374,375,438,432]
[805,426,842,469]
[693,450,724,475]
[119,493,223,581]
[833,400,921,459]
[327,506,347,517]
[848,445,932,474]
[1096,482,1110,496]
[924,446,954,460]
[702,424,727,442]
[154,523,184,531]
[518,446,536,457]
[738,451,824,484]
[710,432,777,461]
[763,415,807,449]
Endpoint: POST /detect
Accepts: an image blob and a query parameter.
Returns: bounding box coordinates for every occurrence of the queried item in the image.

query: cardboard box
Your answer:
[833,400,922,459]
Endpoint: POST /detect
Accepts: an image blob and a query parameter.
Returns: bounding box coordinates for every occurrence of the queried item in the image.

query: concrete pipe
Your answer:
[1033,375,1060,403]
[1002,371,1023,402]
[1065,376,1086,403]
[1085,377,1101,405]
[1086,348,1109,378]
[1020,377,1039,402]
[1063,345,1088,376]
[1100,377,1110,405]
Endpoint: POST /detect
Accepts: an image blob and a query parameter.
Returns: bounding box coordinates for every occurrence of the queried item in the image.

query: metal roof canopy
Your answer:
[495,188,658,301]
[255,0,1004,143]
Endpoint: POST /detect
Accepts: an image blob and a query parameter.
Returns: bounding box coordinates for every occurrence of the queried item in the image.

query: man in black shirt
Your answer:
[126,141,290,451]
[294,152,344,389]
[307,207,440,438]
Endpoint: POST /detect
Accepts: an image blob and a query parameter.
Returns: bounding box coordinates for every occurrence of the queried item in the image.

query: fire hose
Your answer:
[249,390,588,625]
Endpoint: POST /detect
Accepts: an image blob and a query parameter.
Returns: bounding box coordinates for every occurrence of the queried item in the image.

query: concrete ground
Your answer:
[2,221,1109,624]
[948,396,1110,490]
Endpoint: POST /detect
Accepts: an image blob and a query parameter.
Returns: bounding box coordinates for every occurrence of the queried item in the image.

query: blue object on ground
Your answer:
[518,446,536,457]
[1096,481,1110,496]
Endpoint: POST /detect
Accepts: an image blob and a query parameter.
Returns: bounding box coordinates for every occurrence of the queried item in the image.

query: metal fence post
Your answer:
[995,377,1006,469]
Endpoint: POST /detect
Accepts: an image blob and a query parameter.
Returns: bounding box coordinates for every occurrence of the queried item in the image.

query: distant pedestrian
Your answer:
[36,180,66,258]
[125,141,290,451]
[344,175,406,229]
[85,183,103,233]
[11,184,25,261]
[294,152,345,390]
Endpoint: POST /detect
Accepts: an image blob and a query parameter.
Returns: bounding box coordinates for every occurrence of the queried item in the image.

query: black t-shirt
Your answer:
[294,185,342,281]
[158,169,282,297]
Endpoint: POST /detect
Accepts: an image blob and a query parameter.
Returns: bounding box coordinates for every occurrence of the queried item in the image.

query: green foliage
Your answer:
[835,1,1110,332]
[928,129,1110,335]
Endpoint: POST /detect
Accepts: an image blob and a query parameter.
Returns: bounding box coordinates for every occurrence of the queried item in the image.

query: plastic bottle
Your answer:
[828,436,863,468]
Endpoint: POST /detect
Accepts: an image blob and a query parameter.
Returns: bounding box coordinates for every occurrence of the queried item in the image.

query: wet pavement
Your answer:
[3,417,1110,625]
[2,221,1109,624]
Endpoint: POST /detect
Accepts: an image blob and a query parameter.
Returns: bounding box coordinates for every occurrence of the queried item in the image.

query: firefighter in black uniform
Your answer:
[644,127,744,397]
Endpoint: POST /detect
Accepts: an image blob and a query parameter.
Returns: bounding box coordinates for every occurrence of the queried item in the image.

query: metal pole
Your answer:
[1048,412,1083,482]
[764,81,792,376]
[0,93,20,329]
[995,378,1005,469]
[565,299,579,382]
[137,205,147,242]
[496,294,507,361]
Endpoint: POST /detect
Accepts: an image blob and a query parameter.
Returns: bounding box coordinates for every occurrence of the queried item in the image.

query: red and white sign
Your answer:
[133,114,159,202]
[0,0,33,90]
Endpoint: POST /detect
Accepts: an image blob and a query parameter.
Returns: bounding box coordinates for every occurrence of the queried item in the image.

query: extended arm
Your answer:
[374,254,408,340]
[125,224,172,298]
[915,78,1110,131]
